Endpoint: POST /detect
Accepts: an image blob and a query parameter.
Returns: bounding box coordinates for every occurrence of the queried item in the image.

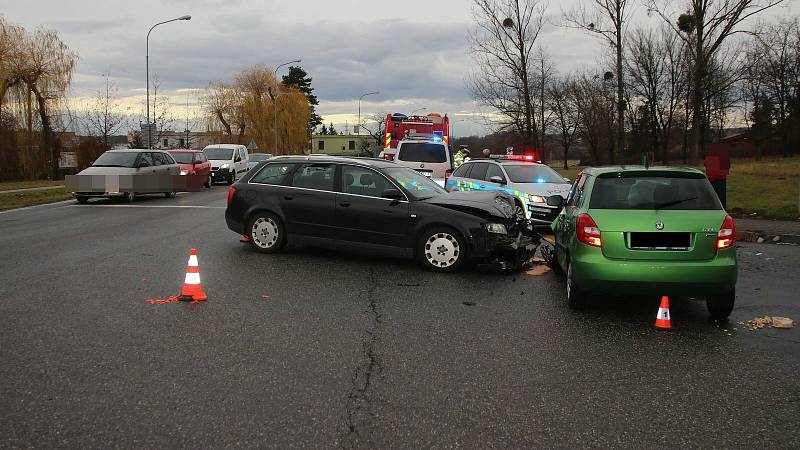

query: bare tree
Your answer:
[572,72,617,165]
[625,27,688,163]
[547,75,579,169]
[150,75,175,148]
[469,0,548,148]
[646,0,786,164]
[533,46,556,156]
[756,18,799,155]
[84,74,127,151]
[564,0,631,163]
[360,112,389,155]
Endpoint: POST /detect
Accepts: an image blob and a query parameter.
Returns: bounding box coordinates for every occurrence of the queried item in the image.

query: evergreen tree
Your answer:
[282,66,323,132]
[320,124,329,135]
[328,122,339,135]
[750,95,774,158]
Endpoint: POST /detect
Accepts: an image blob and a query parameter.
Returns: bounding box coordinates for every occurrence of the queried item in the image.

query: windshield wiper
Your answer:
[655,196,697,209]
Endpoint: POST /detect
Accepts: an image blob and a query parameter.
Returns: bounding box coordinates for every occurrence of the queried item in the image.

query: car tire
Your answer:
[566,260,588,309]
[417,226,466,273]
[707,289,735,320]
[75,195,89,204]
[164,192,176,198]
[248,212,286,254]
[513,199,527,222]
[124,192,136,203]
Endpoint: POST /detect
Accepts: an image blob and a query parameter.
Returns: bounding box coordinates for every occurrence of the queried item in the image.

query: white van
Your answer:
[394,136,454,179]
[203,144,250,185]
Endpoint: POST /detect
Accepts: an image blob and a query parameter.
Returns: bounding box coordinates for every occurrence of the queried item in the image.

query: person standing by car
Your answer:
[454,146,470,168]
[481,148,492,159]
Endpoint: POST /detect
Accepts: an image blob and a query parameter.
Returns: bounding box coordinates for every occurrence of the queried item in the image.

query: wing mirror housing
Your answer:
[489,175,506,185]
[381,188,403,201]
[547,195,565,208]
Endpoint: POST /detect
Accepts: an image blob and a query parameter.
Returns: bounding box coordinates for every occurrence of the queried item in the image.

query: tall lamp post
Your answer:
[272,59,301,153]
[146,14,191,149]
[411,107,427,116]
[357,91,380,134]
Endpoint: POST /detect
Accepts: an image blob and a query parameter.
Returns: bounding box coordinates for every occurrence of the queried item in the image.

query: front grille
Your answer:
[630,232,691,250]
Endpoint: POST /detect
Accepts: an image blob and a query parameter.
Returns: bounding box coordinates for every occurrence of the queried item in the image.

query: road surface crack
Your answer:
[340,266,384,449]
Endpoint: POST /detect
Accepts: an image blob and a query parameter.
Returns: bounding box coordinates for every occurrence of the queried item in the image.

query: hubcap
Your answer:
[251,217,279,249]
[424,233,460,268]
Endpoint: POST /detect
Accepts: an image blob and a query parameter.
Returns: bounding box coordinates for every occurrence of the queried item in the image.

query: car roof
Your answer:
[270,155,399,169]
[581,166,705,176]
[165,149,201,153]
[109,149,167,153]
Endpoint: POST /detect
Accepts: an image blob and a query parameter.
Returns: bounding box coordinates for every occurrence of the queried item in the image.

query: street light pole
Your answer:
[272,59,301,153]
[411,107,427,116]
[146,14,191,149]
[358,91,379,135]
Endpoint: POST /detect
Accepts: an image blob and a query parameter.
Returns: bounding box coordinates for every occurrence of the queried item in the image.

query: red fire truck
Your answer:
[380,112,450,160]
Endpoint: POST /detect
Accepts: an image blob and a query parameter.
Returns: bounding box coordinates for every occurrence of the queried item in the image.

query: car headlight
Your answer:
[485,223,508,234]
[180,170,189,175]
[529,195,546,204]
[221,163,230,170]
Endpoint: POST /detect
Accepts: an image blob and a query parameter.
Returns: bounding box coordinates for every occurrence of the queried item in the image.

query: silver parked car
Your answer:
[68,149,180,203]
[247,153,273,171]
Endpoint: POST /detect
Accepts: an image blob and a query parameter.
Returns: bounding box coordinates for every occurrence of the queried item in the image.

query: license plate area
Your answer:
[415,169,433,177]
[629,232,691,250]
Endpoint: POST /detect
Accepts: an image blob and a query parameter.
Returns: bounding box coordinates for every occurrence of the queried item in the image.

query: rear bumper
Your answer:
[571,246,737,295]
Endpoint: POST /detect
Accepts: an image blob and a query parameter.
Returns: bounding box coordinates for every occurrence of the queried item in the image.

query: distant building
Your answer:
[311,134,374,157]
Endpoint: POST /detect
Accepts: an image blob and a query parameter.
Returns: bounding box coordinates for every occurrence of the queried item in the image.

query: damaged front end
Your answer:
[425,190,542,272]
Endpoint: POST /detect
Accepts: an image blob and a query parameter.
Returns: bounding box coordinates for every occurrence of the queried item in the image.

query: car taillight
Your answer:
[227,186,237,206]
[717,215,736,250]
[576,213,602,247]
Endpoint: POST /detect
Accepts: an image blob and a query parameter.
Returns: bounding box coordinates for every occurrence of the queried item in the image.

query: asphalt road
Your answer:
[1,188,798,449]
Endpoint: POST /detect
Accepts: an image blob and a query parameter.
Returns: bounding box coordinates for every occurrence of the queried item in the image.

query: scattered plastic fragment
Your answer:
[772,317,794,329]
[526,265,552,276]
[746,316,794,330]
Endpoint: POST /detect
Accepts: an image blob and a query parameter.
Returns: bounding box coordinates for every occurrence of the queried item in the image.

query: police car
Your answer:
[445,155,571,226]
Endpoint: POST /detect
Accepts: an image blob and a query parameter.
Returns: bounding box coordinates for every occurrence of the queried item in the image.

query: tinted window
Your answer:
[318,140,325,150]
[92,152,139,168]
[161,153,176,164]
[204,148,235,160]
[170,152,194,164]
[589,175,722,210]
[504,165,566,184]
[291,164,335,191]
[452,163,471,178]
[138,153,154,167]
[398,143,447,163]
[469,162,488,181]
[566,174,587,207]
[342,166,390,198]
[251,163,295,185]
[194,153,206,163]
[485,164,505,182]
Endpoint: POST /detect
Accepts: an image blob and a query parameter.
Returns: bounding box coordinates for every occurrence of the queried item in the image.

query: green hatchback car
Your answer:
[550,167,737,319]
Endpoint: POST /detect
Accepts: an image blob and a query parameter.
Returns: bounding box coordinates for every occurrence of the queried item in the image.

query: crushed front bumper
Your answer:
[470,227,540,271]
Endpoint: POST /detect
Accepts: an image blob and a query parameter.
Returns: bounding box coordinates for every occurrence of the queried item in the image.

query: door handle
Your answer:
[284,195,294,200]
[339,202,350,207]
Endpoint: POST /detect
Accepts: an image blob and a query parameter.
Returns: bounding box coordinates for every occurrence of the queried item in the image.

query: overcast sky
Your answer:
[2,0,797,136]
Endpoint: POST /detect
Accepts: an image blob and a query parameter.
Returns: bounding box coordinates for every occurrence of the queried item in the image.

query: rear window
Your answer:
[504,165,566,184]
[589,175,722,210]
[398,143,447,163]
[169,152,194,164]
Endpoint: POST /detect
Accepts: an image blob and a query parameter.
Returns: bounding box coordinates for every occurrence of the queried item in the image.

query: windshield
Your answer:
[250,154,271,162]
[204,148,234,160]
[589,175,722,210]
[92,152,139,168]
[398,143,447,163]
[504,165,567,184]
[384,167,448,200]
[169,152,194,164]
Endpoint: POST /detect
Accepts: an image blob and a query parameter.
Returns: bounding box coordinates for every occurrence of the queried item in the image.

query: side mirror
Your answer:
[547,195,565,208]
[489,175,506,185]
[234,156,242,162]
[381,188,403,200]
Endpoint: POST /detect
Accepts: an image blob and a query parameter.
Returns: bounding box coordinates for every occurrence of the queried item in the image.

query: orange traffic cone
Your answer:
[654,295,671,330]
[178,248,208,302]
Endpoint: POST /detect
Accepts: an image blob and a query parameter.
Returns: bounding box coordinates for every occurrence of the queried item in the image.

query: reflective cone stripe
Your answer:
[179,248,207,302]
[654,295,671,330]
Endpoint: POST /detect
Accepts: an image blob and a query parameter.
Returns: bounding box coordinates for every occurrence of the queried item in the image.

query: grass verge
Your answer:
[0,189,72,211]
[0,180,66,191]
